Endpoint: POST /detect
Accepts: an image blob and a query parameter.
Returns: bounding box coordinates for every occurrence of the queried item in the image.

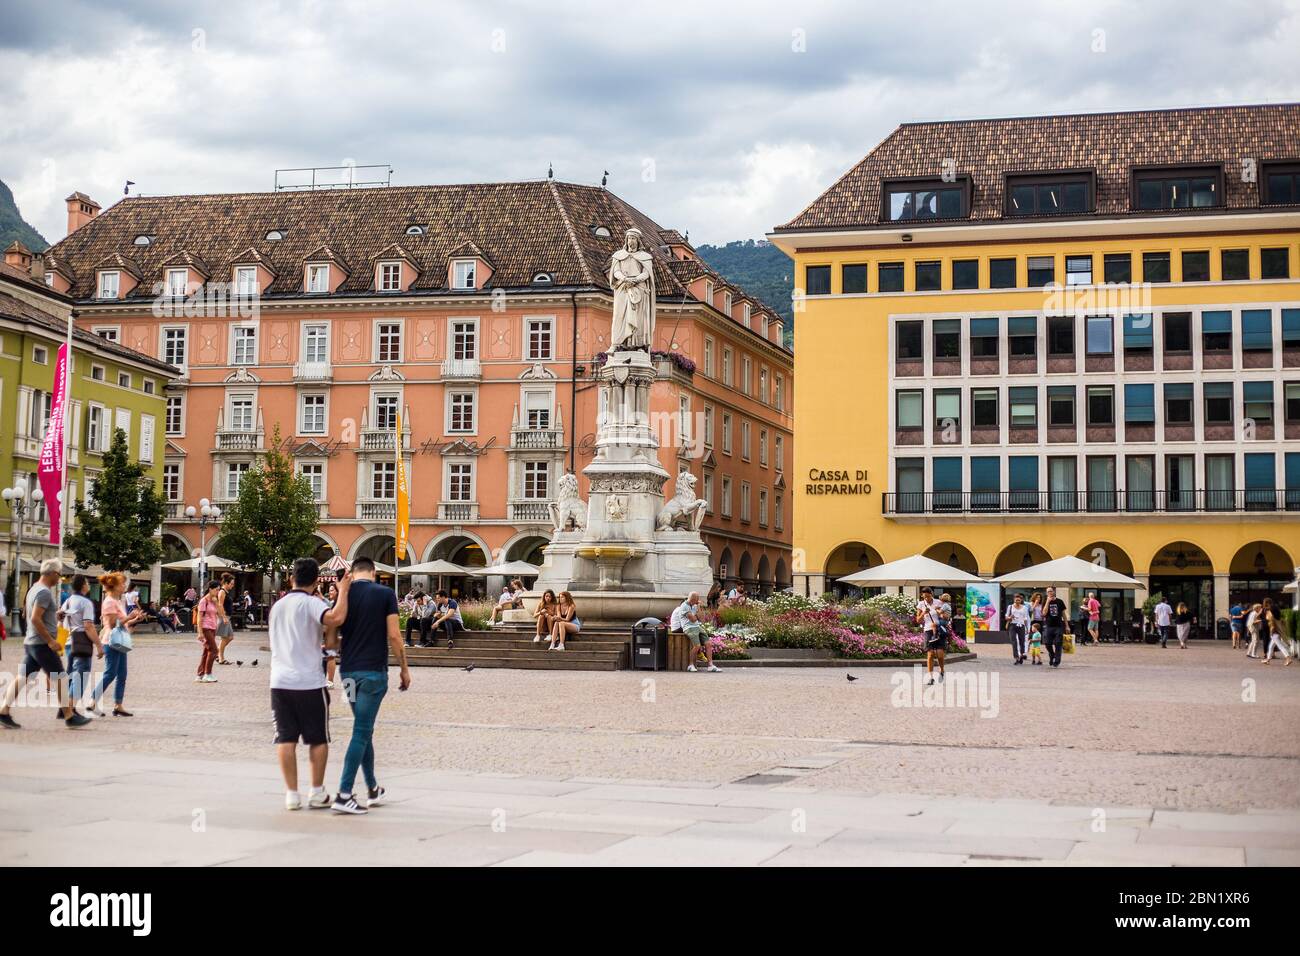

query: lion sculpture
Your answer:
[550,471,587,531]
[656,471,707,531]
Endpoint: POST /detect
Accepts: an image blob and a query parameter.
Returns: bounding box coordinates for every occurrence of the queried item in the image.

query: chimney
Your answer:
[4,240,32,271]
[65,191,101,235]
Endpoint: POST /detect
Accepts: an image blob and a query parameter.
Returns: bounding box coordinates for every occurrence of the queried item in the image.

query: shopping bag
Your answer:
[1063,632,1075,655]
[57,623,70,651]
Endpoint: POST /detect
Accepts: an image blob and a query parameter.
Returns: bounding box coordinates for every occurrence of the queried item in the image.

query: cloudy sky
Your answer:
[3,0,1299,245]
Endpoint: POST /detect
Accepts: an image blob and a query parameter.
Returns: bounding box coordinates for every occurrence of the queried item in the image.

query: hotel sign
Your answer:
[806,468,871,495]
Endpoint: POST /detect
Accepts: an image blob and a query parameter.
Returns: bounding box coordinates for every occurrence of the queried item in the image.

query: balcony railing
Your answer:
[215,428,263,451]
[439,501,479,522]
[359,428,409,452]
[358,500,397,521]
[293,361,333,382]
[441,357,482,380]
[883,489,1300,516]
[510,427,563,450]
[509,500,552,522]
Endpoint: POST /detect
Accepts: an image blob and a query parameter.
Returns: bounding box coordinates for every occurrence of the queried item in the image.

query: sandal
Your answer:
[217,659,233,665]
[112,707,134,717]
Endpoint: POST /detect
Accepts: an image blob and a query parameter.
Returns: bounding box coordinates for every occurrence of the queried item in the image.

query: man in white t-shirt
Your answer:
[1153,598,1173,649]
[269,558,351,811]
[671,591,718,673]
[916,586,948,686]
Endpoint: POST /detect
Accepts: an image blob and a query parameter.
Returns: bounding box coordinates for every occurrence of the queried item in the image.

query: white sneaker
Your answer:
[194,676,205,683]
[687,664,697,672]
[203,675,218,683]
[707,664,720,672]
[307,790,332,810]
[331,794,368,815]
[555,644,565,651]
[533,636,541,643]
[285,791,303,811]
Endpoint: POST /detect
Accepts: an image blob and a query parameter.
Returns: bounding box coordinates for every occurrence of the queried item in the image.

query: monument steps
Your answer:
[396,631,627,671]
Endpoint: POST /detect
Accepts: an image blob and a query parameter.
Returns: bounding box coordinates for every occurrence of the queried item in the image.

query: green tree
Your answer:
[66,427,166,573]
[216,426,319,585]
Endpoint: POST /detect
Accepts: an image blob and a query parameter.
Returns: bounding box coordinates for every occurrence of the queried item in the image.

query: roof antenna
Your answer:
[601,170,608,187]
[124,180,136,196]
[547,163,554,180]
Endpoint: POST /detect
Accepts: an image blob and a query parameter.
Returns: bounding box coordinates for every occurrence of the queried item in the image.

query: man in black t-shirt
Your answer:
[330,556,410,815]
[1042,586,1071,668]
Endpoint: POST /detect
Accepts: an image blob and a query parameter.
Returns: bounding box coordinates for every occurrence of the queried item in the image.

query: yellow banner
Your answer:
[395,409,409,560]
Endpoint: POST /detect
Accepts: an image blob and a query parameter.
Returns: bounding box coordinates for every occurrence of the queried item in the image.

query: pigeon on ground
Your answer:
[250,660,258,667]
[463,663,476,673]
[235,660,243,667]
[846,673,858,682]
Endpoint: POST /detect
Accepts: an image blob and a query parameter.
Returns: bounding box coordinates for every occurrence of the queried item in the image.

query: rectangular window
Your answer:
[307,264,329,293]
[447,463,473,501]
[525,391,551,430]
[229,395,254,431]
[1126,456,1155,511]
[1047,316,1074,356]
[1202,310,1231,353]
[1142,252,1171,283]
[878,262,904,293]
[933,319,960,359]
[1047,386,1075,426]
[1163,312,1191,353]
[970,457,999,510]
[1265,163,1300,204]
[1086,315,1113,355]
[989,257,1016,288]
[1008,316,1036,356]
[972,387,999,427]
[236,266,258,296]
[1006,176,1091,215]
[1087,386,1114,425]
[1181,250,1210,282]
[379,262,401,292]
[294,463,322,499]
[163,327,187,367]
[167,269,188,297]
[1221,249,1250,281]
[1287,382,1300,422]
[1103,253,1131,284]
[86,404,104,451]
[1241,309,1273,351]
[165,395,184,435]
[896,321,923,360]
[741,357,752,396]
[886,181,966,220]
[526,318,553,360]
[720,476,732,517]
[1284,309,1300,346]
[1163,383,1193,424]
[1124,383,1155,423]
[453,260,477,289]
[1048,457,1077,512]
[932,457,962,510]
[374,394,398,431]
[378,322,403,363]
[741,421,751,461]
[232,326,257,365]
[703,338,713,377]
[303,324,328,364]
[759,488,768,527]
[523,461,549,499]
[1204,381,1233,425]
[225,462,250,499]
[1168,455,1196,511]
[97,271,119,299]
[1009,386,1037,427]
[775,435,784,471]
[1243,380,1274,423]
[1027,255,1055,287]
[1065,255,1093,285]
[1261,248,1290,280]
[970,317,998,358]
[371,461,396,499]
[896,458,924,513]
[934,389,961,431]
[118,371,131,389]
[722,348,733,386]
[722,414,732,454]
[1286,452,1300,511]
[759,429,768,467]
[1009,456,1039,498]
[301,394,326,434]
[915,260,941,291]
[952,259,979,290]
[896,390,923,429]
[449,393,475,432]
[740,482,751,522]
[841,264,867,294]
[1122,313,1153,353]
[162,463,181,502]
[1134,168,1219,209]
[1086,456,1116,511]
[805,265,830,295]
[1244,453,1276,510]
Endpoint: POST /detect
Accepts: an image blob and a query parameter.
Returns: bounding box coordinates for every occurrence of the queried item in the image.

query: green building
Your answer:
[1,244,179,608]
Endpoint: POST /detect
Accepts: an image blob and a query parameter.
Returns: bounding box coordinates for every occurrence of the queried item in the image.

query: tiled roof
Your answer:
[777,103,1300,232]
[92,251,144,278]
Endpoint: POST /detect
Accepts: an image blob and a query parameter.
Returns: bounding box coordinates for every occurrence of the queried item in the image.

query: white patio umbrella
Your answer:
[1283,581,1297,594]
[470,560,540,578]
[161,555,240,571]
[404,559,471,576]
[993,555,1140,589]
[837,553,985,588]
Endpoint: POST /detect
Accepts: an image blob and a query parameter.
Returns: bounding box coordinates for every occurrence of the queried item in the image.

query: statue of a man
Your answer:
[609,228,655,350]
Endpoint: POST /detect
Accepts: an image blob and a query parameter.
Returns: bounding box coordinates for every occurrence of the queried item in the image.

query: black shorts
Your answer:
[925,631,948,651]
[271,687,331,745]
[20,642,66,678]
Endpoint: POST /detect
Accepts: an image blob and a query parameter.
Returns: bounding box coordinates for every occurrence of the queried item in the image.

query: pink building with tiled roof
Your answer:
[43,180,793,596]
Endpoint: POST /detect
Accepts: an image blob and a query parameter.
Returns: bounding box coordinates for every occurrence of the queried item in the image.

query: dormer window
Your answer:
[452,259,477,290]
[97,270,120,299]
[705,280,714,303]
[266,230,284,241]
[1006,172,1092,216]
[1133,165,1221,210]
[166,268,188,298]
[1262,161,1300,205]
[723,291,733,315]
[307,263,330,293]
[235,266,258,296]
[133,235,152,246]
[405,224,425,236]
[44,273,54,287]
[379,261,401,292]
[884,177,970,221]
[742,303,752,327]
[591,225,612,238]
[532,272,554,285]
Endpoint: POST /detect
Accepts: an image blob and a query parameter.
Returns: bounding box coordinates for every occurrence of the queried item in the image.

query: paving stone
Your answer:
[1138,827,1300,850]
[1245,847,1300,866]
[827,827,1078,861]
[1150,810,1300,832]
[1065,842,1246,866]
[0,818,301,866]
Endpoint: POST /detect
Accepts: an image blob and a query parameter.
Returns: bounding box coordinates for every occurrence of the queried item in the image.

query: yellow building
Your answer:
[770,104,1300,632]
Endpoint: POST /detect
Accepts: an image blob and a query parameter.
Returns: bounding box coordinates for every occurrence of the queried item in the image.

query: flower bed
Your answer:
[699,592,966,661]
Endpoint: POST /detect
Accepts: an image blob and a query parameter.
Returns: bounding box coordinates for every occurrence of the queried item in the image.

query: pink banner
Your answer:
[38,342,68,544]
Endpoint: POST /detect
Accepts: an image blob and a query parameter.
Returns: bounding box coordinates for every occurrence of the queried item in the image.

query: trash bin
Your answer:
[1215,617,1231,641]
[631,617,667,670]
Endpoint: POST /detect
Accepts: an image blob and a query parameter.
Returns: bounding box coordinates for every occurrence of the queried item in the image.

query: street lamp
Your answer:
[183,497,221,592]
[2,481,44,627]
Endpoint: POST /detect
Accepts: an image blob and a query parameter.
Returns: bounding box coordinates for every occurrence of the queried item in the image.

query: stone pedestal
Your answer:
[532,350,712,625]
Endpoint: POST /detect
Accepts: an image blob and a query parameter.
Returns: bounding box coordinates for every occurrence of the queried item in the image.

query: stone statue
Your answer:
[608,228,655,350]
[549,472,587,531]
[656,471,707,531]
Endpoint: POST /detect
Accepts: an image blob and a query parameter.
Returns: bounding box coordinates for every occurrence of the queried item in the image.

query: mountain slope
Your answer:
[0,180,49,252]
[695,239,793,327]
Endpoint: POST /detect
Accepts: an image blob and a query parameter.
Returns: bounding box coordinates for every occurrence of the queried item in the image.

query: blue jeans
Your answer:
[69,655,94,705]
[338,670,388,796]
[93,646,129,705]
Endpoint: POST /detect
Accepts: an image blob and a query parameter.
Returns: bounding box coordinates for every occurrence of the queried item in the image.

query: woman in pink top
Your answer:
[195,580,222,683]
[91,572,142,717]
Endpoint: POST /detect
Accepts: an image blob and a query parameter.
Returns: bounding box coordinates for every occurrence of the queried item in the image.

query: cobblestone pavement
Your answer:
[0,637,1296,865]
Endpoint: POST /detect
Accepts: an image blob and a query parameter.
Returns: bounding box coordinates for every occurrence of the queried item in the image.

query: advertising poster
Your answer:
[965,582,1001,643]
